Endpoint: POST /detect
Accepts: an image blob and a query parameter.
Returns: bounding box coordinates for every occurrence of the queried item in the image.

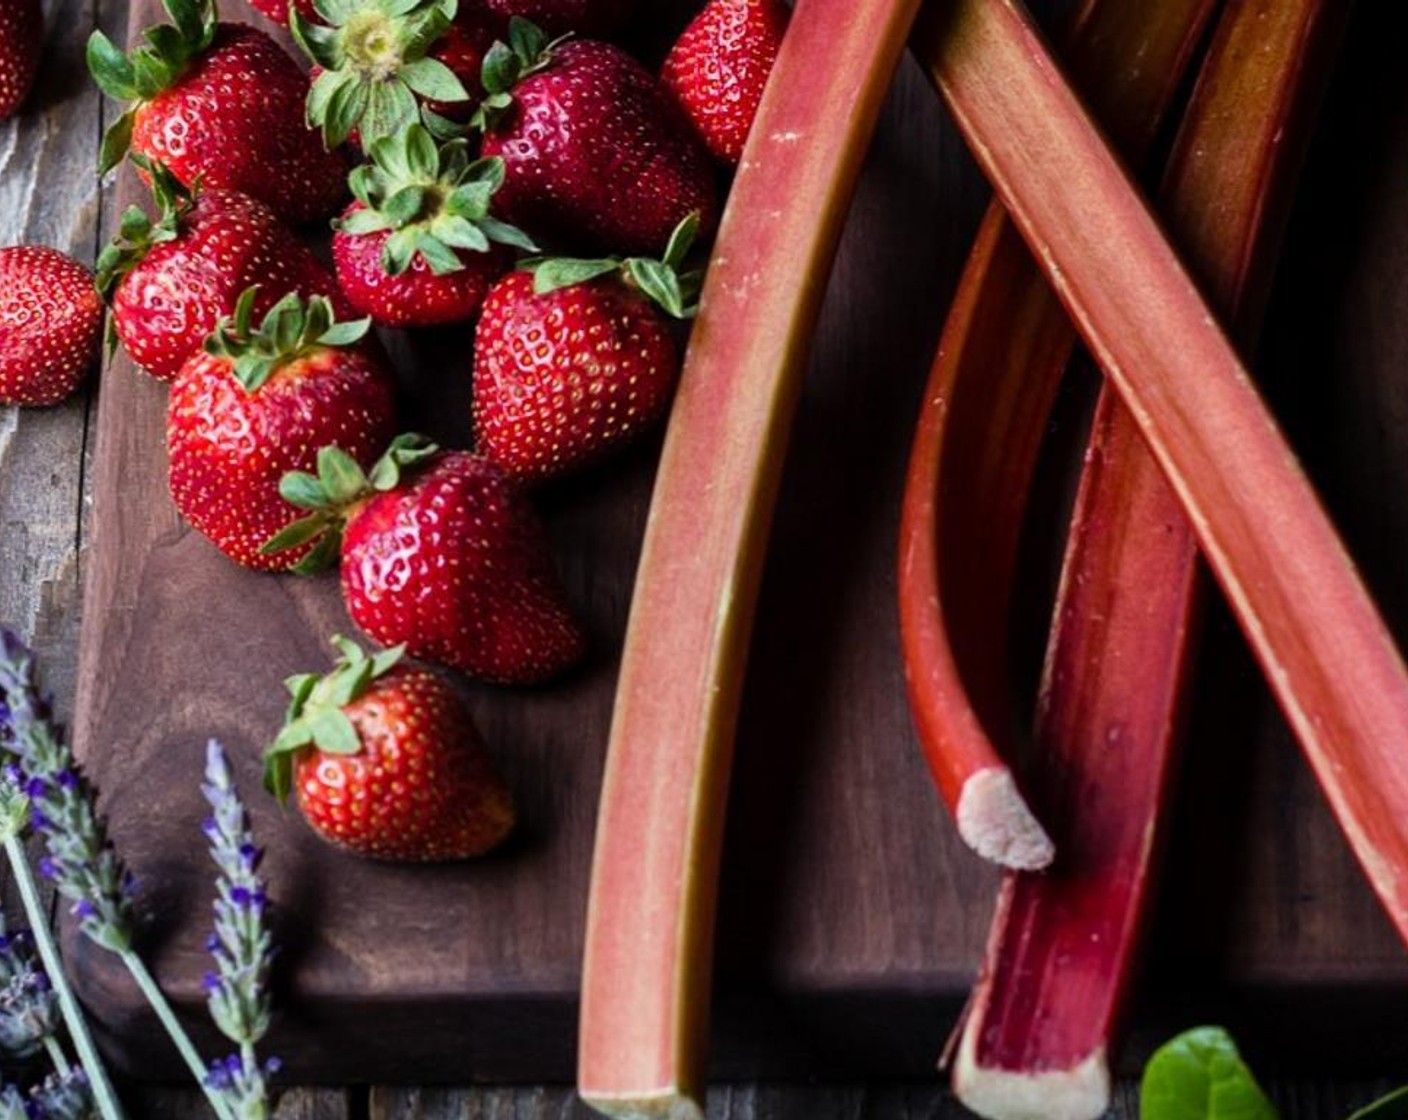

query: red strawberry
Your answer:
[472,214,700,481]
[0,248,103,407]
[265,436,585,683]
[293,0,490,149]
[476,21,717,256]
[168,291,396,571]
[660,0,787,165]
[331,125,532,328]
[265,637,515,861]
[482,0,630,38]
[0,0,42,121]
[247,0,319,28]
[88,0,347,225]
[100,158,347,381]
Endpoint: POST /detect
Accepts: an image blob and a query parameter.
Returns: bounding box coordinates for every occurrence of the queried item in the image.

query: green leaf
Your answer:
[1139,1028,1278,1120]
[318,445,370,505]
[319,318,373,347]
[400,57,469,103]
[86,31,140,99]
[262,514,329,556]
[324,77,369,148]
[306,67,349,131]
[98,111,137,176]
[308,708,362,755]
[532,257,621,294]
[291,528,343,574]
[382,227,420,275]
[370,644,406,676]
[416,233,463,275]
[382,184,426,227]
[420,105,467,142]
[279,471,333,510]
[284,672,320,708]
[1351,1087,1408,1120]
[477,215,537,252]
[479,40,519,96]
[506,16,546,67]
[339,207,393,236]
[431,215,488,253]
[626,258,685,319]
[263,750,294,803]
[663,211,701,270]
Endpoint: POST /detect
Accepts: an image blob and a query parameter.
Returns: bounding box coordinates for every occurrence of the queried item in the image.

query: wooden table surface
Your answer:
[6,0,1408,1114]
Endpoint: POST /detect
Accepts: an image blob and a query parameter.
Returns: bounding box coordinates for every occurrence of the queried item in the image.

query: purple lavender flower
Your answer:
[201,741,277,1119]
[0,632,133,954]
[0,916,59,1061]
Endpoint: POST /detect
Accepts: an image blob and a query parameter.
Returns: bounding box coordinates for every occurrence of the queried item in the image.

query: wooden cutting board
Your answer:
[67,0,1408,1085]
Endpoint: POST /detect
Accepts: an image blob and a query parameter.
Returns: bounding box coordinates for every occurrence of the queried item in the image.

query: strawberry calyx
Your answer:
[205,287,372,392]
[264,634,408,802]
[335,122,536,276]
[88,0,218,173]
[524,211,704,319]
[94,155,196,300]
[471,17,567,132]
[295,0,469,148]
[261,433,439,573]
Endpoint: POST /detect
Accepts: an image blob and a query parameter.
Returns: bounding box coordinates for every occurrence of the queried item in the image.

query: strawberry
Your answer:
[87,0,347,225]
[264,436,585,683]
[476,19,718,256]
[660,0,788,166]
[99,157,348,381]
[482,0,630,38]
[293,0,491,149]
[265,637,515,861]
[0,248,103,407]
[473,213,700,481]
[168,290,396,571]
[332,125,533,328]
[248,0,319,28]
[0,0,42,121]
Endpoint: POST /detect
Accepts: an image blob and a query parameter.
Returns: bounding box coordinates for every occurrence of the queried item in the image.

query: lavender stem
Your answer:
[3,832,125,1120]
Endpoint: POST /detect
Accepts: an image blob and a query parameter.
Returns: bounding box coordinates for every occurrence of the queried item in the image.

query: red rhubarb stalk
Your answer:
[897,0,1217,868]
[577,0,924,1115]
[951,3,1349,1118]
[914,0,1408,942]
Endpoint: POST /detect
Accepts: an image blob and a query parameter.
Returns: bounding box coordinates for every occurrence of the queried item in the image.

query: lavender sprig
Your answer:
[200,742,278,1120]
[0,1081,27,1120]
[29,1069,97,1120]
[0,633,132,954]
[0,630,229,1120]
[0,911,60,1061]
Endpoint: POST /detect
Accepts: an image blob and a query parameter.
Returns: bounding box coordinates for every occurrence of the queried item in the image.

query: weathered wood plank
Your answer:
[135,1086,354,1118]
[367,1081,1408,1120]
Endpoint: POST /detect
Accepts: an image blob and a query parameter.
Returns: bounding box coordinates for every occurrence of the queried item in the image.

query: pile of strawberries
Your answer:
[1,0,789,858]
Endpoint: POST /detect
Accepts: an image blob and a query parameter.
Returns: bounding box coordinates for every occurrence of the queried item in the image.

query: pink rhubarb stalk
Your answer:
[914,0,1408,943]
[950,3,1350,1118]
[577,0,924,1115]
[897,0,1218,869]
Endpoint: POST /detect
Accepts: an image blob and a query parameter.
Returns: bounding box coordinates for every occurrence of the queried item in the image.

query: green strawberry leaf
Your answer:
[97,110,137,176]
[531,257,621,293]
[1139,1027,1278,1120]
[279,472,333,511]
[317,445,371,506]
[262,515,331,557]
[86,31,140,100]
[626,258,686,320]
[291,528,343,575]
[400,57,469,104]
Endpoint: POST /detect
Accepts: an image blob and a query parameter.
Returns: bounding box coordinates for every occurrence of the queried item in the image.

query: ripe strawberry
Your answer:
[0,0,42,121]
[168,290,396,571]
[99,157,348,381]
[248,0,319,28]
[0,248,103,407]
[87,0,347,225]
[481,0,630,38]
[264,436,585,683]
[293,0,493,149]
[265,637,515,861]
[332,125,533,328]
[476,20,717,256]
[660,0,788,165]
[473,213,700,481]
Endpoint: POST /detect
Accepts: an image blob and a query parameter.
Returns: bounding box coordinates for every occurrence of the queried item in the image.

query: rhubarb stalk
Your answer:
[897,0,1218,869]
[577,0,923,1115]
[912,0,1408,942]
[951,3,1348,1118]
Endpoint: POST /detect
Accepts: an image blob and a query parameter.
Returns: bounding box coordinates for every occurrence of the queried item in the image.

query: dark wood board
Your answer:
[63,0,1408,1087]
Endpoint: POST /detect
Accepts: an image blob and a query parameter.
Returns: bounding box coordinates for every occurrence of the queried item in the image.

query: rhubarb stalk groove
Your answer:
[897,0,1217,869]
[951,3,1349,1118]
[577,0,924,1115]
[914,0,1408,943]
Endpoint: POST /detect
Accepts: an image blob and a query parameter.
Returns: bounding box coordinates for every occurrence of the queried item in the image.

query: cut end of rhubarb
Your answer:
[953,1037,1110,1120]
[955,768,1054,870]
[578,1088,705,1120]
